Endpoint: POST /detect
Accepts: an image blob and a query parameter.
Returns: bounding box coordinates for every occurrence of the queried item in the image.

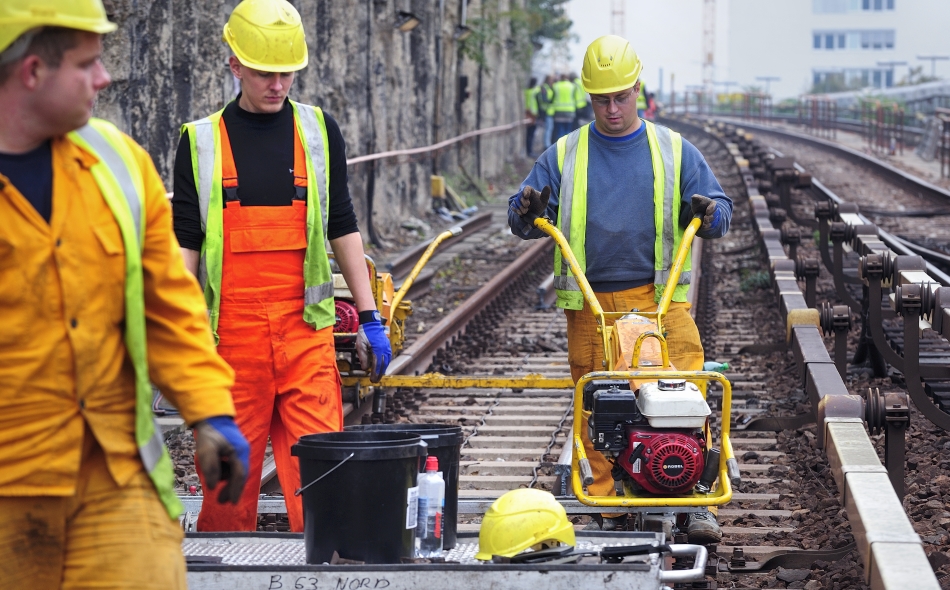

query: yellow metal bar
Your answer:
[389,227,462,316]
[631,331,671,369]
[570,370,734,507]
[341,373,574,390]
[656,217,702,332]
[532,217,604,317]
[532,217,614,368]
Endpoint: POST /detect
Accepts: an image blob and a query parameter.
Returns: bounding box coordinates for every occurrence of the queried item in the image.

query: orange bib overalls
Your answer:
[196,118,342,533]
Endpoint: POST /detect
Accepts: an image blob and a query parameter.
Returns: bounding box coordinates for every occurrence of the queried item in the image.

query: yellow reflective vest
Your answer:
[553,121,690,309]
[550,80,577,115]
[69,120,183,517]
[181,101,336,340]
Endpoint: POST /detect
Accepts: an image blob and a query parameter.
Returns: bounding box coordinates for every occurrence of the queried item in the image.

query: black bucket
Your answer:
[346,423,463,549]
[291,431,426,564]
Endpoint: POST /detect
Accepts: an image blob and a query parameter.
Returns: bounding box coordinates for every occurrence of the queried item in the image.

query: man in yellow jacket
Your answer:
[0,1,249,588]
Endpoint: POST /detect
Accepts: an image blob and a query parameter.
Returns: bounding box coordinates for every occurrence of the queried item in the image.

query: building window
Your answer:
[860,30,895,49]
[861,0,893,9]
[814,30,893,51]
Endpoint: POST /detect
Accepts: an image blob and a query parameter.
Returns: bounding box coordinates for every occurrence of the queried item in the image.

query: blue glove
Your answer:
[357,310,392,382]
[194,416,250,504]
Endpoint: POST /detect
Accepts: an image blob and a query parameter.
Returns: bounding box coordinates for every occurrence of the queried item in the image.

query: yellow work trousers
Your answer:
[0,428,187,589]
[565,283,704,514]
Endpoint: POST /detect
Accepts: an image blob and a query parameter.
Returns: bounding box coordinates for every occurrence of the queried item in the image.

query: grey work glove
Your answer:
[511,185,552,223]
[690,194,718,230]
[194,417,249,505]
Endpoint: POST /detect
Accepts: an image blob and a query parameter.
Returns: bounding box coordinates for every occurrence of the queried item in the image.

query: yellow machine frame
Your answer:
[340,215,734,509]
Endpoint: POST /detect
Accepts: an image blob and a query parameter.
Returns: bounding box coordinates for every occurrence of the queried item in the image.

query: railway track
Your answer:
[175,116,949,588]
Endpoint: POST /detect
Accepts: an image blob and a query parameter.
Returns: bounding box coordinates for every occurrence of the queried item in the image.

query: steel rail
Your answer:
[246,234,558,508]
[767,147,950,286]
[384,238,553,377]
[386,211,494,279]
[669,116,940,590]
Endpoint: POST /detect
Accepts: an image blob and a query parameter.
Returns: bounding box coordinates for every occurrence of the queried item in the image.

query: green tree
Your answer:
[472,0,572,72]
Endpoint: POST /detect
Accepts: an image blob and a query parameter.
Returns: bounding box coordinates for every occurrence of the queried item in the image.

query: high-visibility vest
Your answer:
[637,82,648,110]
[67,118,182,518]
[524,86,539,116]
[552,120,689,310]
[551,80,577,114]
[573,77,586,109]
[538,83,554,114]
[182,101,336,341]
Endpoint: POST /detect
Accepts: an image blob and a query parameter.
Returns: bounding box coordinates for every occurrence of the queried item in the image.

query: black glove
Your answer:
[690,194,718,230]
[511,185,551,222]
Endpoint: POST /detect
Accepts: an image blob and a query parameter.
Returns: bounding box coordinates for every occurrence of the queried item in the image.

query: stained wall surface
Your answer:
[95,0,526,235]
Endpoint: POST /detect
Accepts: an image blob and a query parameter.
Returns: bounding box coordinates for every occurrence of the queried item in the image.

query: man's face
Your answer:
[590,82,640,137]
[32,32,111,135]
[230,57,294,114]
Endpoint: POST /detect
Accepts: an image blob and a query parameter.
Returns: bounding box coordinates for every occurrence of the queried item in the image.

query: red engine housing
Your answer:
[616,429,705,495]
[334,299,359,334]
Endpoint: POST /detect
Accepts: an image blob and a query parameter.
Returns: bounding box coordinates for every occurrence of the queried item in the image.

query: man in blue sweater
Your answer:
[508,35,733,544]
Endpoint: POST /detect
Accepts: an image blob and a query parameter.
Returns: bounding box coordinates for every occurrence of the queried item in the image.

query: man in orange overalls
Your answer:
[172,0,392,532]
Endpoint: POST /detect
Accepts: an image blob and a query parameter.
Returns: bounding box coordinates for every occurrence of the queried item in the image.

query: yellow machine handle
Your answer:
[655,217,702,321]
[531,215,702,368]
[389,226,462,319]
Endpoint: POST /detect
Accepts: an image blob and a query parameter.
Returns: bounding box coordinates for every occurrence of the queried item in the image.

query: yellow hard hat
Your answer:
[223,0,308,73]
[475,489,575,560]
[581,35,642,95]
[0,0,116,56]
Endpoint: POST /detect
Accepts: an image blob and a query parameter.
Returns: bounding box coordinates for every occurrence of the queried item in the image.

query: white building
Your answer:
[727,0,950,99]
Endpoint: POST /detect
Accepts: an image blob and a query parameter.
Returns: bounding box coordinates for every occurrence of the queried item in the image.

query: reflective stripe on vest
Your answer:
[183,101,336,340]
[553,121,688,310]
[68,119,183,519]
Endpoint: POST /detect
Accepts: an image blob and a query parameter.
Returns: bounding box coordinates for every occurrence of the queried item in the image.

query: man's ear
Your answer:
[228,55,243,80]
[17,55,44,91]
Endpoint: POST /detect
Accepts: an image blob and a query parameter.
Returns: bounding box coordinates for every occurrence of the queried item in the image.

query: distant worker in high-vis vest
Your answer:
[0,0,249,587]
[173,0,392,533]
[507,35,733,544]
[524,76,540,156]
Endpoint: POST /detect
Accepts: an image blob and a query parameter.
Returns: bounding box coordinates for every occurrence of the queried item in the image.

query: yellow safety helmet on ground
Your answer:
[581,35,642,95]
[475,488,575,560]
[0,0,116,57]
[223,0,308,73]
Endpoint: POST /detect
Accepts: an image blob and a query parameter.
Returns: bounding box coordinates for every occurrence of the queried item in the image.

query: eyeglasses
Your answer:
[590,91,634,108]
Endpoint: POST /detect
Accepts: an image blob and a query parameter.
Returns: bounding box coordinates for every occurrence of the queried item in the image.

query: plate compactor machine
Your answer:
[333,214,738,543]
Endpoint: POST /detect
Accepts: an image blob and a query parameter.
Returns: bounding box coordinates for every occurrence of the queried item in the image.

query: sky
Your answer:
[535,0,729,97]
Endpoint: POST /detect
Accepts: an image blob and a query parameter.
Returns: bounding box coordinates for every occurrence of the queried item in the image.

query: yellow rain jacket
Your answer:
[0,131,235,499]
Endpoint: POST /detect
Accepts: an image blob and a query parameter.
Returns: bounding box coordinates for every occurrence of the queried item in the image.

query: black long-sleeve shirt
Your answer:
[172,97,359,251]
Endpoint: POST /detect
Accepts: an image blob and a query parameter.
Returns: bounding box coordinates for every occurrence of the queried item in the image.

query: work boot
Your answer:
[686,510,722,545]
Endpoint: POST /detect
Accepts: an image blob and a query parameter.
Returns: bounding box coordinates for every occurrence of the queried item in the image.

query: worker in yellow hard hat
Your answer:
[173,0,392,533]
[507,35,734,544]
[0,1,249,587]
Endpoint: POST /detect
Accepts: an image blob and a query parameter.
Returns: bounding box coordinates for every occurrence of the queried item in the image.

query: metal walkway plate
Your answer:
[182,531,707,590]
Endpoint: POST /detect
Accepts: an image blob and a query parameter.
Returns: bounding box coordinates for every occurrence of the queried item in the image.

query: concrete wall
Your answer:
[95,0,526,236]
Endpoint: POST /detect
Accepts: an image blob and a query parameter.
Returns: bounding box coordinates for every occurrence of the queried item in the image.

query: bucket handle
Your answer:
[294,452,355,497]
